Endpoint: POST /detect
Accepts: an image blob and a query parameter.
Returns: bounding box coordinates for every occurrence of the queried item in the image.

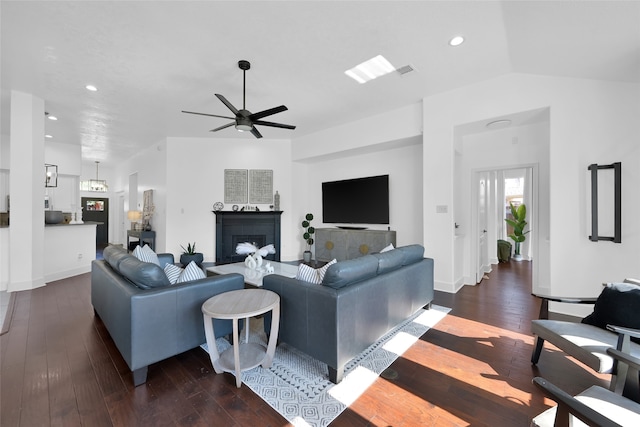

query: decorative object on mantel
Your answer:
[180,242,204,267]
[236,242,276,270]
[301,213,315,263]
[213,201,224,211]
[45,164,58,187]
[274,191,280,211]
[505,202,529,261]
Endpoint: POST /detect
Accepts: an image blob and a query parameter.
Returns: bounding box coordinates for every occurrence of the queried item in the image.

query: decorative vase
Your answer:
[303,251,312,263]
[180,253,204,267]
[274,191,280,211]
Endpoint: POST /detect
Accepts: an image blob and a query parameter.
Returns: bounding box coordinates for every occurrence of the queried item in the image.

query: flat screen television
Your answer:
[322,175,389,225]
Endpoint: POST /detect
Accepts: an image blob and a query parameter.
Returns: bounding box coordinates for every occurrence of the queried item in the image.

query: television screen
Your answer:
[322,175,389,225]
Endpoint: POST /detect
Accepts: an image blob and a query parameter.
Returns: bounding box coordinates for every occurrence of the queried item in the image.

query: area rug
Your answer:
[201,305,449,427]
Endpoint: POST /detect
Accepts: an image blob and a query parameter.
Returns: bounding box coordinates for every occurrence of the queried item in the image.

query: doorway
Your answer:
[82,197,109,248]
[471,166,537,289]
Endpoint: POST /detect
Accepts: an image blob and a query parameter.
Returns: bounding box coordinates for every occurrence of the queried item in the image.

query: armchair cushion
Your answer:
[582,282,640,343]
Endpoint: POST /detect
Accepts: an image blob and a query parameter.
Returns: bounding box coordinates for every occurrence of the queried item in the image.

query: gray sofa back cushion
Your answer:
[372,249,404,274]
[103,245,132,273]
[396,244,425,265]
[322,255,379,289]
[119,256,171,289]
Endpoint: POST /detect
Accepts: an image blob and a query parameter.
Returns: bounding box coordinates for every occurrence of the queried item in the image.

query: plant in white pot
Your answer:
[301,213,315,263]
[180,242,204,267]
[505,203,530,261]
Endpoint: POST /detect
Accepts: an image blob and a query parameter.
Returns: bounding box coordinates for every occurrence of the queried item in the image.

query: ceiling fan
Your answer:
[182,60,296,139]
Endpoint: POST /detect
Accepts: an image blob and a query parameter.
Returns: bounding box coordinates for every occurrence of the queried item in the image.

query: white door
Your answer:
[476,175,488,283]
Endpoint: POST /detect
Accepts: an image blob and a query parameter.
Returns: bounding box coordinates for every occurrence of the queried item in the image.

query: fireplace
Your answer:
[214,211,282,264]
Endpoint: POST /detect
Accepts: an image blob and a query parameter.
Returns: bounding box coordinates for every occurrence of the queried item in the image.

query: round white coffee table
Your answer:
[202,288,280,388]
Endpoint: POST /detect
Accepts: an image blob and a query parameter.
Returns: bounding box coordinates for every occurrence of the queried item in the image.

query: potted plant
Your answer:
[505,202,530,261]
[180,242,204,267]
[301,213,315,263]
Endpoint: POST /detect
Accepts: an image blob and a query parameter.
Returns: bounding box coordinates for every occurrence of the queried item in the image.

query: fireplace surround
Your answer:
[214,211,282,264]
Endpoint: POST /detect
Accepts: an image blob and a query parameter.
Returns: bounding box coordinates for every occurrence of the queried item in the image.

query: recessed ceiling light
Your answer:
[47,115,58,121]
[449,36,465,47]
[85,84,98,91]
[486,119,512,129]
[345,55,396,84]
[45,134,53,139]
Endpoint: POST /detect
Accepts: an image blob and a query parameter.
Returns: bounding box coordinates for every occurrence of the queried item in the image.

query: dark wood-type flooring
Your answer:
[1,260,609,426]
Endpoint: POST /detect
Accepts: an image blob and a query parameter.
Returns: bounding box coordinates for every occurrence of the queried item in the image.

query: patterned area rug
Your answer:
[202,305,449,427]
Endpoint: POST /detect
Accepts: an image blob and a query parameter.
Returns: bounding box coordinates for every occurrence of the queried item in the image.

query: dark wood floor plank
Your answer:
[0,262,614,426]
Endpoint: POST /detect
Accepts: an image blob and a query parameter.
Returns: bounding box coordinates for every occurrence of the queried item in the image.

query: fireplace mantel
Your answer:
[214,211,283,264]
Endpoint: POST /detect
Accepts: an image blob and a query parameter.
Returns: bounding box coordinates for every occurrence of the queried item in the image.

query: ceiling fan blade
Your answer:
[182,110,234,120]
[249,105,288,121]
[253,120,296,130]
[215,94,239,115]
[210,122,235,132]
[250,127,263,139]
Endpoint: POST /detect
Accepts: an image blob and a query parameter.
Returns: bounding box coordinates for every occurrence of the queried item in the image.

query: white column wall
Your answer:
[8,91,46,291]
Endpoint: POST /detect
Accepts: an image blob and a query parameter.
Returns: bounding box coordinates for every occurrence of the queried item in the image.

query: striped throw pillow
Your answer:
[164,263,183,285]
[296,259,337,284]
[133,244,160,266]
[177,261,206,283]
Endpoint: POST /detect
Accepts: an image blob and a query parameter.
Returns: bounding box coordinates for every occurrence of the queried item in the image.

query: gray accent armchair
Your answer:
[531,279,640,398]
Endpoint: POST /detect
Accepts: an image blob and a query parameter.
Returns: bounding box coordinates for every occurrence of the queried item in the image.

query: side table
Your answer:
[127,229,156,251]
[201,289,280,388]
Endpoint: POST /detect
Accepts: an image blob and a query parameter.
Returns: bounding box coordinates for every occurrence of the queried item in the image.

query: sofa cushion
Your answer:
[322,255,379,289]
[582,282,640,342]
[118,256,171,289]
[396,244,425,266]
[103,245,131,272]
[176,261,206,283]
[372,249,404,274]
[133,244,160,266]
[296,259,337,284]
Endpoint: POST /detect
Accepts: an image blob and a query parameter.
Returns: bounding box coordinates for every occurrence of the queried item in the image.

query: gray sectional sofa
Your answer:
[91,245,245,386]
[262,244,434,383]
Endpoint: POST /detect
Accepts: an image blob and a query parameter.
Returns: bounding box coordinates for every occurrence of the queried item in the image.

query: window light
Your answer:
[345,55,396,84]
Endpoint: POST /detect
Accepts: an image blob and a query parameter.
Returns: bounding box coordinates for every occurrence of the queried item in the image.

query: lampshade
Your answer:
[127,210,142,221]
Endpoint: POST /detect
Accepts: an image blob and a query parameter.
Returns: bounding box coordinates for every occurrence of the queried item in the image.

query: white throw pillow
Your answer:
[380,243,395,253]
[133,244,160,265]
[164,263,183,285]
[177,261,206,283]
[296,259,337,284]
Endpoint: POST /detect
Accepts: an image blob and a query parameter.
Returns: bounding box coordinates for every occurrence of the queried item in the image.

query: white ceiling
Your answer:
[2,1,639,166]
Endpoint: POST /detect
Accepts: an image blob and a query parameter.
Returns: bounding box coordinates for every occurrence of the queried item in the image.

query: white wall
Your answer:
[165,137,293,262]
[115,140,168,249]
[291,103,424,255]
[424,73,640,314]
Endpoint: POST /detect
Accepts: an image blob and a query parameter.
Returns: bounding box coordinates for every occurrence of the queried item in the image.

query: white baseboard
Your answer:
[45,266,91,283]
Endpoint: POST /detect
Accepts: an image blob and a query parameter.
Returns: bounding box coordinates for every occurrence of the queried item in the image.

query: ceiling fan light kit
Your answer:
[182,60,295,139]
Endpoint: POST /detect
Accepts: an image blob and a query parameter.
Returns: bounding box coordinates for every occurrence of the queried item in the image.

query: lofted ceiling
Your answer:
[1,1,639,167]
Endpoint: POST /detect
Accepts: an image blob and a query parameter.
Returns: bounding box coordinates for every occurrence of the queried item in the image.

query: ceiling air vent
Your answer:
[396,64,415,76]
